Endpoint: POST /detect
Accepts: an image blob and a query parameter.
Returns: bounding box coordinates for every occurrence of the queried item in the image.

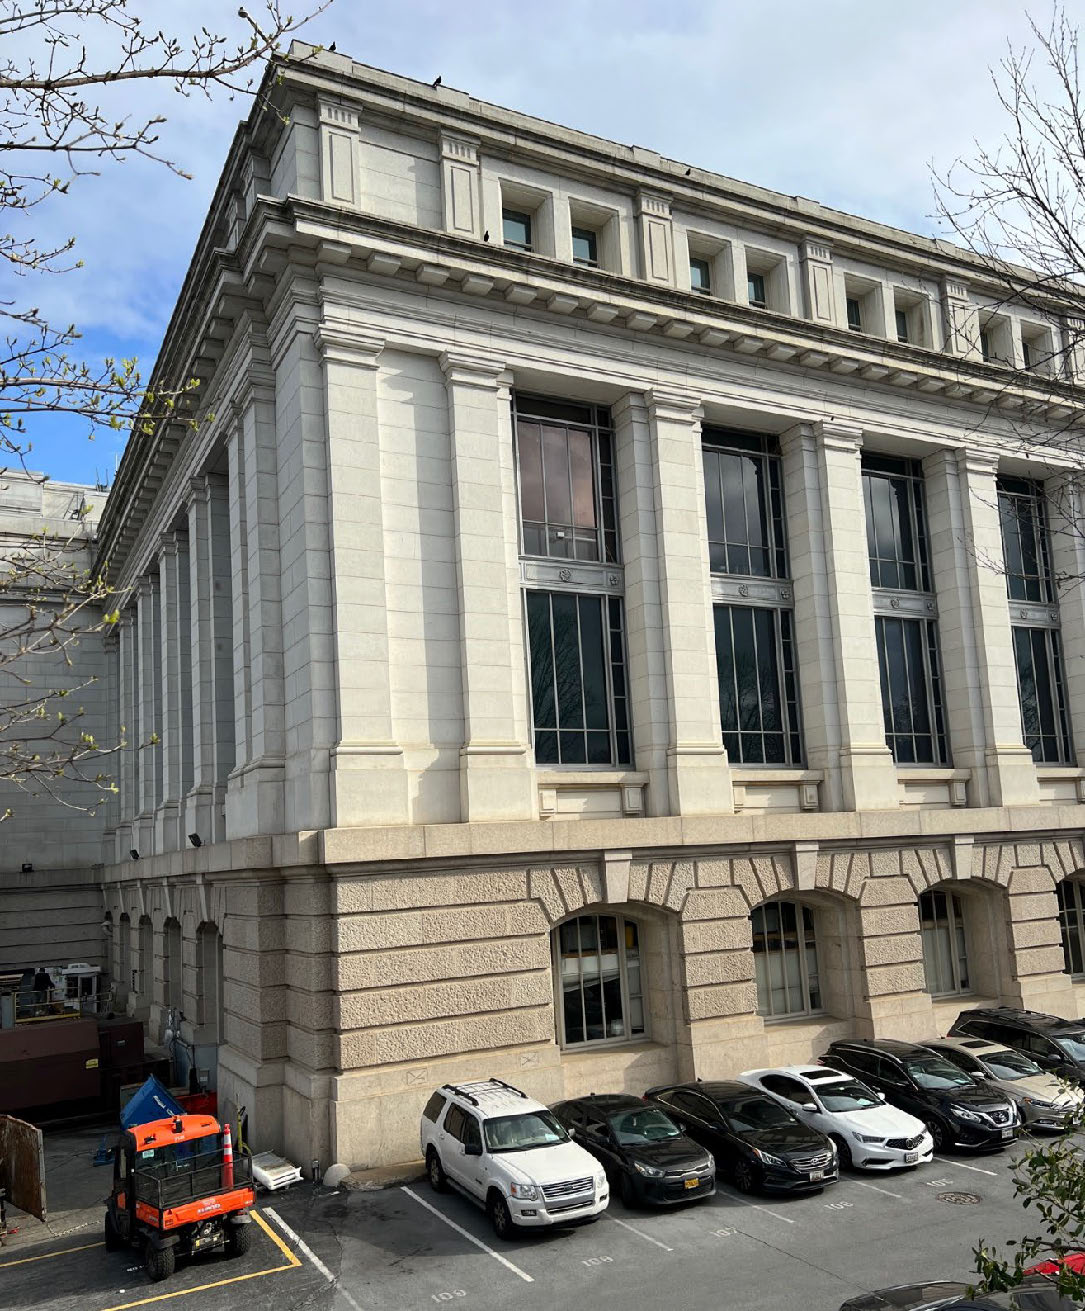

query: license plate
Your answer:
[683,1177,699,1189]
[809,1169,824,1181]
[904,1151,918,1164]
[1001,1127,1013,1139]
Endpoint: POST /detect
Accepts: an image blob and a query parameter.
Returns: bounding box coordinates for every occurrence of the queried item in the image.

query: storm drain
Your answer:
[938,1191,982,1205]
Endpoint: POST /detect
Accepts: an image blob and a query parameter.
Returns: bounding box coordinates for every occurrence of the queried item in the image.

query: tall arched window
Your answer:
[138,916,152,997]
[163,917,182,1015]
[919,889,969,996]
[1057,880,1085,978]
[751,900,821,1018]
[553,914,644,1047]
[118,913,131,992]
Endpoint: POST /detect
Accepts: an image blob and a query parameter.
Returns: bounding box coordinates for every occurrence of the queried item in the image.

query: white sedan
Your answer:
[738,1065,933,1172]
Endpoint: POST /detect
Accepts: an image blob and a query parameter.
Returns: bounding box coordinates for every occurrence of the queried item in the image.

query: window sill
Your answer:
[560,1038,661,1058]
[760,1011,830,1027]
[894,766,969,777]
[1035,766,1084,779]
[732,767,822,782]
[537,769,648,786]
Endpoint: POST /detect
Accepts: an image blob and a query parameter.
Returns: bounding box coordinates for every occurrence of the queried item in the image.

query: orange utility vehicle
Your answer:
[104,1112,254,1281]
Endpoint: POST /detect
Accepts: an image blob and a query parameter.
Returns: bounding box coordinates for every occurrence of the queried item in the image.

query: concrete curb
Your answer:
[342,1159,426,1191]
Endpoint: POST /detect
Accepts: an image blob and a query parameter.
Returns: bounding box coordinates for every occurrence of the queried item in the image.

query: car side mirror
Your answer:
[799,1101,818,1112]
[875,1090,886,1101]
[464,1142,482,1157]
[970,1072,987,1083]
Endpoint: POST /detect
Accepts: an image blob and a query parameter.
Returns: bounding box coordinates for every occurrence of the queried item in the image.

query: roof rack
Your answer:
[439,1078,528,1108]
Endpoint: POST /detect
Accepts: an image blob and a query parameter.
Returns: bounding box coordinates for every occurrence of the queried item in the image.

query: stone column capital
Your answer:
[312,319,384,368]
[188,471,227,505]
[956,446,1001,480]
[439,350,510,392]
[645,388,704,425]
[813,419,864,454]
[609,392,651,426]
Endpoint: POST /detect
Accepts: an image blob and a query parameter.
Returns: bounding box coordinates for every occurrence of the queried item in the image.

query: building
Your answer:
[0,471,111,974]
[9,44,1085,1169]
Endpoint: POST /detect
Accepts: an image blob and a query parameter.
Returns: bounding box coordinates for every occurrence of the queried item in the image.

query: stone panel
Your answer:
[338,937,551,990]
[338,970,550,1029]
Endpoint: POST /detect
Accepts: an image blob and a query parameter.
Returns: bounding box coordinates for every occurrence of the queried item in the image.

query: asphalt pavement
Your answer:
[0,1133,1072,1311]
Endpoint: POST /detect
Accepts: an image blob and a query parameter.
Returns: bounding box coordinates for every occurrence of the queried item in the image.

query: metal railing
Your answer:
[132,1150,252,1212]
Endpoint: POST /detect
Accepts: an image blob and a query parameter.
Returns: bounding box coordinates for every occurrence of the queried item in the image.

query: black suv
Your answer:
[643,1080,838,1194]
[550,1094,716,1207]
[821,1039,1018,1151]
[950,1007,1085,1087]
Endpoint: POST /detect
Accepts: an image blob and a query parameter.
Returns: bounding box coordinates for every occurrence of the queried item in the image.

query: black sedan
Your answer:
[550,1094,715,1206]
[839,1278,1078,1308]
[643,1080,838,1194]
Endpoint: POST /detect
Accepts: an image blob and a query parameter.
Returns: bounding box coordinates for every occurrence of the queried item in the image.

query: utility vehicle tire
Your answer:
[226,1224,253,1258]
[104,1210,123,1252]
[144,1241,175,1282]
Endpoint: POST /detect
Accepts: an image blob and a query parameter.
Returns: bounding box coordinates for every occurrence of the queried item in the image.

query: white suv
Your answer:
[420,1079,609,1239]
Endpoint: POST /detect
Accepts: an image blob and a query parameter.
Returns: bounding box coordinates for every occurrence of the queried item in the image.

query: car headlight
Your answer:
[1021,1096,1049,1108]
[753,1149,784,1167]
[950,1105,982,1122]
[701,1155,715,1173]
[632,1161,664,1178]
[854,1134,884,1145]
[508,1182,538,1200]
[594,1172,607,1190]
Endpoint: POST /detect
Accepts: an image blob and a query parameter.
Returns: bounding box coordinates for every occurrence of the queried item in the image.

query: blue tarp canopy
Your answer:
[120,1075,184,1128]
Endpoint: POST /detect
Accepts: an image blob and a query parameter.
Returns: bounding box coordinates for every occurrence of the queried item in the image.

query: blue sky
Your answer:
[8,0,1042,486]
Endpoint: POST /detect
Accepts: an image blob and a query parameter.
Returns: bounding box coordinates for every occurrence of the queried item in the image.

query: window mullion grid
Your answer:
[1076,884,1085,977]
[925,621,947,765]
[948,895,962,995]
[749,602,765,762]
[615,914,630,1042]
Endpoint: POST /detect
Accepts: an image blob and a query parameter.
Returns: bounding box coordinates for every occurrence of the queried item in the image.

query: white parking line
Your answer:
[602,1211,674,1252]
[401,1186,534,1283]
[932,1157,1000,1177]
[730,1196,796,1224]
[265,1207,365,1311]
[851,1179,906,1201]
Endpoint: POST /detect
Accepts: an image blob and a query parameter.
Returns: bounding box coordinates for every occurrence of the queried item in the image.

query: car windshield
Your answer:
[134,1134,220,1174]
[1054,1033,1085,1063]
[483,1111,568,1152]
[981,1048,1042,1080]
[720,1095,795,1133]
[609,1108,682,1146]
[817,1080,881,1112]
[903,1055,973,1090]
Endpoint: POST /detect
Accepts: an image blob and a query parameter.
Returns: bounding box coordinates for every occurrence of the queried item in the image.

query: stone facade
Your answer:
[10,46,1085,1169]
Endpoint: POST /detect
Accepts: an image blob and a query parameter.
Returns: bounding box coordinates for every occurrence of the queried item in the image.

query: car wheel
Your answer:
[732,1157,758,1194]
[925,1119,946,1152]
[427,1149,448,1194]
[489,1193,516,1241]
[831,1135,853,1172]
[143,1241,175,1282]
[226,1223,252,1258]
[104,1210,123,1252]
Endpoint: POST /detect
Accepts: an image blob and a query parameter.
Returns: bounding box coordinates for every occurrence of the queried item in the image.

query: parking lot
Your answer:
[2,1130,1074,1311]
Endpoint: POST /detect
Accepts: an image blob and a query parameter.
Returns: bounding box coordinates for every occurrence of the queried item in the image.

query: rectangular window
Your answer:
[571,226,598,266]
[998,476,1053,603]
[862,455,931,591]
[981,330,992,362]
[1013,627,1073,764]
[895,308,909,343]
[689,256,711,294]
[875,615,948,764]
[1022,339,1034,370]
[502,208,533,251]
[1057,880,1085,977]
[526,591,630,767]
[714,605,801,765]
[514,396,617,563]
[747,271,766,308]
[846,296,863,332]
[702,430,786,579]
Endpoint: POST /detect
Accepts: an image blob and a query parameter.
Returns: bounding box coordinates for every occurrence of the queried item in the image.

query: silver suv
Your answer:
[420,1079,609,1239]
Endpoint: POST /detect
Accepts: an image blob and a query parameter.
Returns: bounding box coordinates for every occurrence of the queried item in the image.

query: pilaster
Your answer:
[314,318,410,826]
[114,613,137,859]
[781,422,898,810]
[644,389,732,816]
[155,530,191,851]
[635,190,675,288]
[134,577,161,852]
[318,97,362,208]
[925,449,1038,805]
[799,239,837,328]
[440,351,536,821]
[941,277,981,359]
[439,131,483,241]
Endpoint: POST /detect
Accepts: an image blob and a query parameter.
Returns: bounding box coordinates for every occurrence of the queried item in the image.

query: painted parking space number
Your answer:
[430,1292,467,1302]
[925,1178,954,1188]
[824,1200,853,1210]
[582,1256,614,1267]
[714,1227,738,1237]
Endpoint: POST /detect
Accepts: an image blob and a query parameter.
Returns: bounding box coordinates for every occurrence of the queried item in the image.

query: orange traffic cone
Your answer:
[223,1120,234,1190]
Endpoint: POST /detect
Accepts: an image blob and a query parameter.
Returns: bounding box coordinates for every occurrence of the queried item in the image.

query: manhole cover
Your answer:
[938,1191,982,1205]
